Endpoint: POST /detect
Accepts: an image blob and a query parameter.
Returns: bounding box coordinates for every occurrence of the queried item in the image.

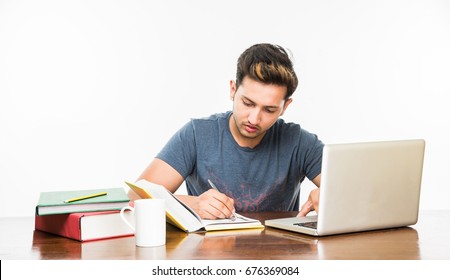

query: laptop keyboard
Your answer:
[293,221,317,229]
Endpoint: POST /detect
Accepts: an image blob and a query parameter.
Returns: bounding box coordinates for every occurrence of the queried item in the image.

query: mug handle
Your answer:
[120,206,135,232]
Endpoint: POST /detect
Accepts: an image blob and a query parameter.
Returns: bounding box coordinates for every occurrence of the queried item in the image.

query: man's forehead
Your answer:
[239,76,288,99]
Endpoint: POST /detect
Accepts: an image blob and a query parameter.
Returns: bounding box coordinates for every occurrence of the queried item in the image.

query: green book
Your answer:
[36,187,130,215]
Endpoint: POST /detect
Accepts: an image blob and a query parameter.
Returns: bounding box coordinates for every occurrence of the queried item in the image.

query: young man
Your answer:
[132,43,323,219]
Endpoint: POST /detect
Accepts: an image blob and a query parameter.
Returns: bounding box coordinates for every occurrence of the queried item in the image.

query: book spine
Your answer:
[34,213,82,241]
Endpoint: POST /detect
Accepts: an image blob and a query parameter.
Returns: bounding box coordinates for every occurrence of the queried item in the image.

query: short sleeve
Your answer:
[156,121,197,179]
[298,129,324,181]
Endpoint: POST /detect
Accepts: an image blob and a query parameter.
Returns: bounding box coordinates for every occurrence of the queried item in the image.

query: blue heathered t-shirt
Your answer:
[157,111,323,212]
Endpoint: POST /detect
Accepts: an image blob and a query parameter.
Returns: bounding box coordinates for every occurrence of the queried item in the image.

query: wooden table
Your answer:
[1,210,449,260]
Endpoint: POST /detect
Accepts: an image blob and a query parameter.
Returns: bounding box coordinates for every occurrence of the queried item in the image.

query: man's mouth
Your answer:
[244,123,258,133]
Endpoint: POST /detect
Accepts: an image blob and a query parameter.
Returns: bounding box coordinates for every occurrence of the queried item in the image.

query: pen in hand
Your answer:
[207,179,237,221]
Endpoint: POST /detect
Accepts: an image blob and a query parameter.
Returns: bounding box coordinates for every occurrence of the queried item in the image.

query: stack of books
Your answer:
[34,187,133,242]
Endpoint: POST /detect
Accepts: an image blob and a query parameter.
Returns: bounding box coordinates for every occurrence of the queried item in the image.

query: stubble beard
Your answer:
[231,113,266,143]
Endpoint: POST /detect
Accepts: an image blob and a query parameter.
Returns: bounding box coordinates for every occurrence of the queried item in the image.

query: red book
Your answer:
[35,211,134,242]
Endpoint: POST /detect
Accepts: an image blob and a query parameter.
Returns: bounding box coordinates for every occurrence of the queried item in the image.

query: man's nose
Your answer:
[248,108,261,125]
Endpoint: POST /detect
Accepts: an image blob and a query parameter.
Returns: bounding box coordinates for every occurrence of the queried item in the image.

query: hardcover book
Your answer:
[36,187,130,215]
[34,211,134,242]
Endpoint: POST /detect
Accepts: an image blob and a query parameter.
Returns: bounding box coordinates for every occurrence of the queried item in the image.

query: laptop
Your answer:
[265,139,426,236]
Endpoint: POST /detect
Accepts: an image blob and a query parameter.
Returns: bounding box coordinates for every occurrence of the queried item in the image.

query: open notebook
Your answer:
[125,180,263,232]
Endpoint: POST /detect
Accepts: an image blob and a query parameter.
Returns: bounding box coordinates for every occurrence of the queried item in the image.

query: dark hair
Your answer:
[236,43,298,99]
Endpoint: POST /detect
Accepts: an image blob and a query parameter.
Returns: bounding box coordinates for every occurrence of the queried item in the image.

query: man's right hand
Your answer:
[177,190,235,220]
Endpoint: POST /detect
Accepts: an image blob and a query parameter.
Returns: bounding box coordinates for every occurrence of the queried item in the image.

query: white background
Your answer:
[1,0,449,217]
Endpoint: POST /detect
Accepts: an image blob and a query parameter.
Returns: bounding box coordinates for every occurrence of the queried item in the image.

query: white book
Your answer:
[125,180,264,232]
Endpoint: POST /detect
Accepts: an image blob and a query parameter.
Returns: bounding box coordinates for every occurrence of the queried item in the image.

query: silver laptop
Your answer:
[265,139,425,236]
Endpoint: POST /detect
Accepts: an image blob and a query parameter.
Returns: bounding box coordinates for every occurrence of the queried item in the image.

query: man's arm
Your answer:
[132,158,235,220]
[297,174,321,217]
[137,158,185,193]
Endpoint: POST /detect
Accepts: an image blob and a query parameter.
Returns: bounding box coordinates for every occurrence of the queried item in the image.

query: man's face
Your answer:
[229,76,292,148]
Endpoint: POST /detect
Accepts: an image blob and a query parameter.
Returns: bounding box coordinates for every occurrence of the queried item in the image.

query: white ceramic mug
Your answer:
[120,198,166,247]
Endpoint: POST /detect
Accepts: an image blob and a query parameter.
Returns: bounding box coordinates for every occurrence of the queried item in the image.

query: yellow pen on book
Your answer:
[63,192,107,203]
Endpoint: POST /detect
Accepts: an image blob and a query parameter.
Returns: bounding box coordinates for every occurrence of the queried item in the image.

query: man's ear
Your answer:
[229,80,237,100]
[280,98,293,116]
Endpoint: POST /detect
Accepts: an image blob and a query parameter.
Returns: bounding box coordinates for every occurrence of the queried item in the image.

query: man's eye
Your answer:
[243,100,253,107]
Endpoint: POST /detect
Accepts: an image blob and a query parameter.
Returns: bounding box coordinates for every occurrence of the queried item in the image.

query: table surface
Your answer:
[1,210,449,260]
